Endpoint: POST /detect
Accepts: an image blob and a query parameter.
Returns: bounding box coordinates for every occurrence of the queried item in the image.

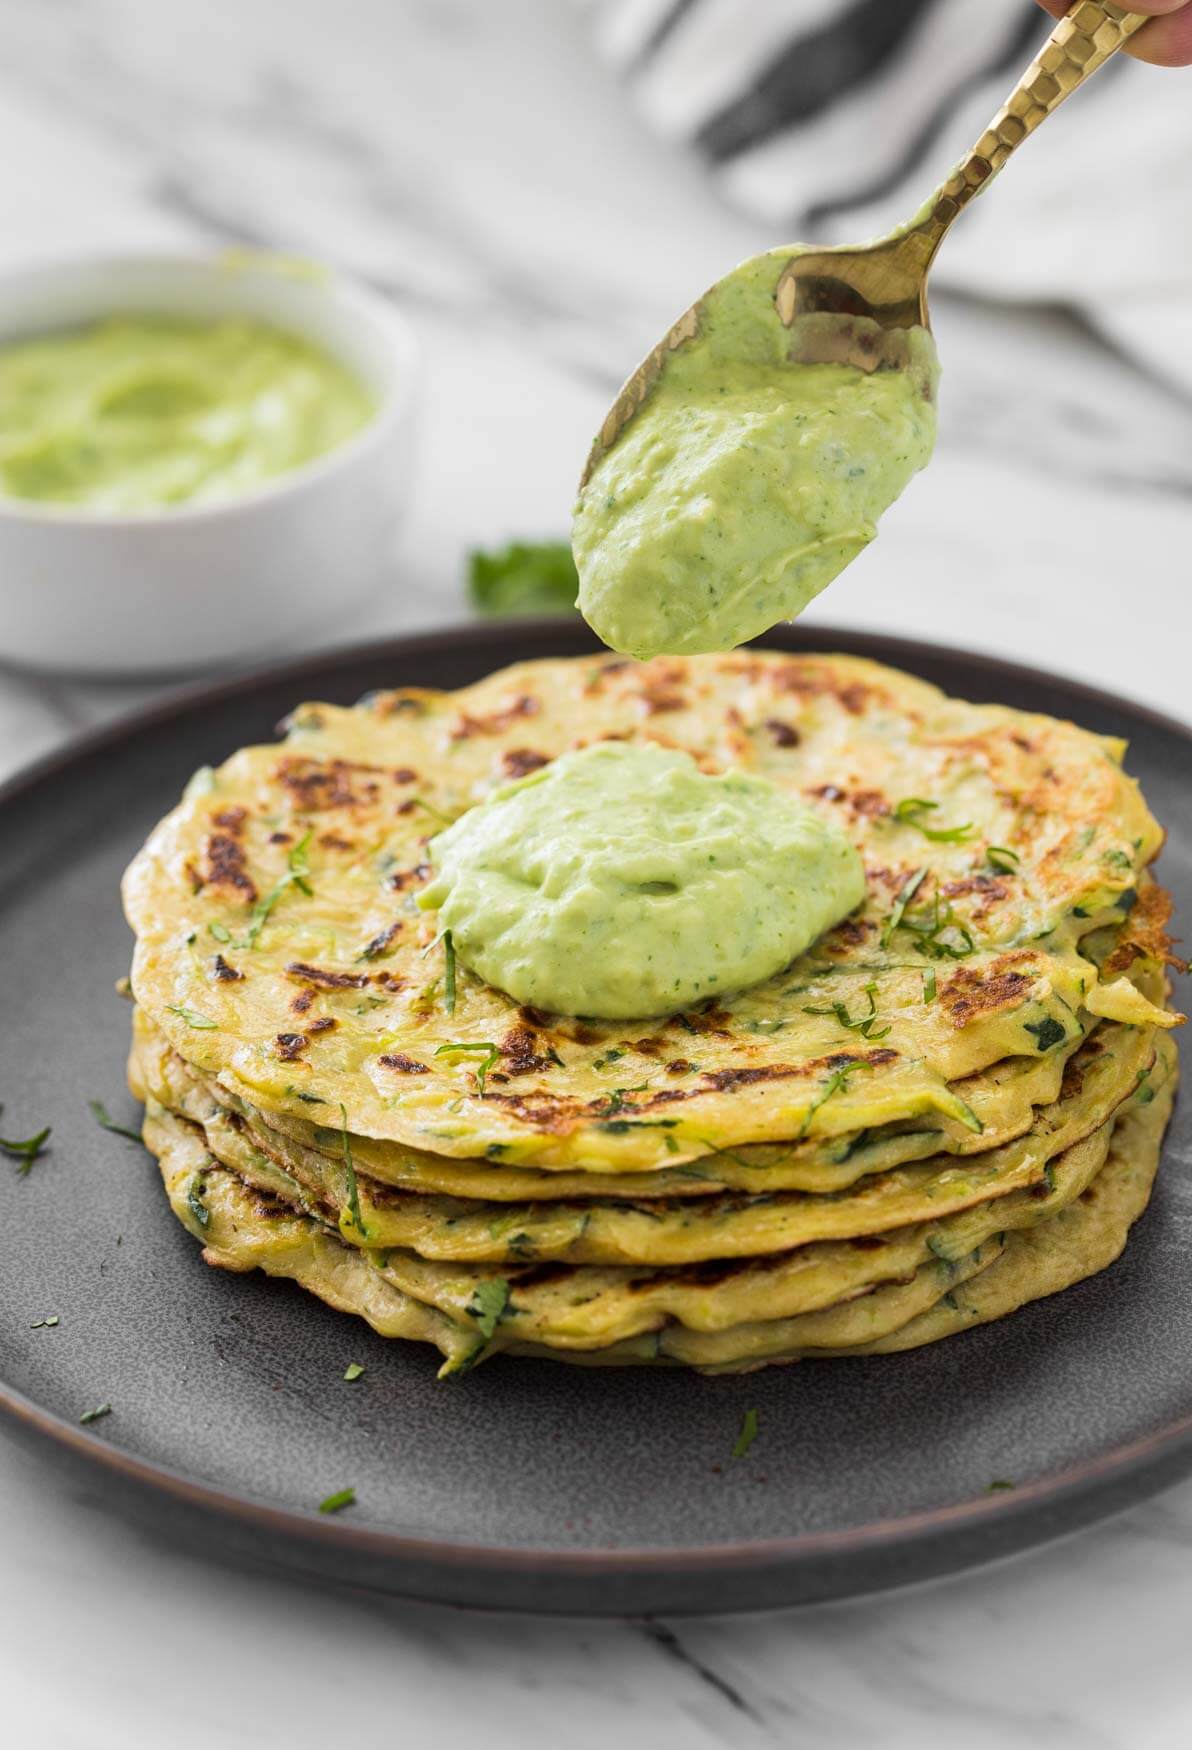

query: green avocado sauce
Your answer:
[572,251,938,658]
[418,741,865,1020]
[0,315,374,512]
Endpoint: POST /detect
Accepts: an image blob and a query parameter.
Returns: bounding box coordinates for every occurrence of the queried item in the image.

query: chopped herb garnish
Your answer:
[798,1063,867,1140]
[732,1408,760,1460]
[986,846,1020,874]
[318,1486,356,1514]
[241,829,314,949]
[443,930,457,1015]
[922,967,937,1003]
[167,1004,217,1030]
[187,1172,210,1229]
[208,921,232,943]
[881,867,929,949]
[30,1315,59,1329]
[434,1041,501,1097]
[893,798,974,844]
[343,1362,365,1382]
[88,1099,143,1145]
[899,888,976,960]
[468,1277,511,1340]
[338,1103,365,1233]
[597,1083,651,1116]
[0,1105,52,1174]
[1024,1016,1066,1053]
[79,1403,112,1426]
[802,980,890,1040]
[594,1049,625,1071]
[468,539,578,618]
[986,1478,1015,1493]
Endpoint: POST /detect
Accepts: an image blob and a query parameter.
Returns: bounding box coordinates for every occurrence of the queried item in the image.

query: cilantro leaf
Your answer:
[318,1486,356,1514]
[468,540,579,618]
[881,867,929,949]
[89,1099,144,1145]
[732,1408,760,1460]
[468,1278,511,1341]
[338,1104,366,1234]
[0,1104,52,1175]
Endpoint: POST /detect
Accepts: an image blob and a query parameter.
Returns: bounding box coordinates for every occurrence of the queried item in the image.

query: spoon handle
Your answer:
[915,2,1149,258]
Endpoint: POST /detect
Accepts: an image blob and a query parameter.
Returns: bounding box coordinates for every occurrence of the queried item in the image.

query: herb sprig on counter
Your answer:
[89,1099,144,1145]
[1,1106,52,1175]
[732,1408,760,1460]
[468,540,578,618]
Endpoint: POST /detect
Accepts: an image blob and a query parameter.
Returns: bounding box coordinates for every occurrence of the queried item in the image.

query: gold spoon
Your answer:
[582,0,1148,484]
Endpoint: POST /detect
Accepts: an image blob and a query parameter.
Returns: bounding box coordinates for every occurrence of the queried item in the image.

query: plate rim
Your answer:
[2,616,1189,1597]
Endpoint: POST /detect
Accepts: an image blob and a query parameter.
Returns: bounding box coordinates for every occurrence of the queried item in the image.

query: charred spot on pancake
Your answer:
[360,921,402,960]
[771,661,874,715]
[392,767,418,784]
[825,915,874,952]
[942,873,1008,921]
[275,1033,308,1061]
[499,1024,562,1077]
[211,954,244,983]
[291,989,314,1015]
[203,831,257,902]
[701,1047,897,1092]
[666,1059,697,1075]
[318,833,355,852]
[938,953,1037,1027]
[285,961,370,991]
[502,748,550,779]
[276,756,385,810]
[451,694,540,740]
[268,830,292,846]
[308,1016,337,1034]
[387,862,431,893]
[211,806,248,835]
[764,718,800,748]
[1103,883,1186,976]
[378,1053,429,1074]
[807,783,888,822]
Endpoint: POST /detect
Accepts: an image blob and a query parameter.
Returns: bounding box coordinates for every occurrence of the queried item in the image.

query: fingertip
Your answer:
[1125,9,1192,66]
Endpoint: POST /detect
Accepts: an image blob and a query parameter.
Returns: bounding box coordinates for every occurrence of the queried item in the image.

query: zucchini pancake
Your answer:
[122,651,1184,1375]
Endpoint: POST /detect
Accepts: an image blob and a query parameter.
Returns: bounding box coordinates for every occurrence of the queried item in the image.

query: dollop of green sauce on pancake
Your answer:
[572,254,938,658]
[418,741,865,1019]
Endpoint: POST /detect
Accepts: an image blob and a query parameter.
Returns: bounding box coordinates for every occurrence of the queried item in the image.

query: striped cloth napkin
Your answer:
[594,0,1192,389]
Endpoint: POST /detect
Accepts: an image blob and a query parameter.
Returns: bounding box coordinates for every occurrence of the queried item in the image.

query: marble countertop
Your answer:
[2,3,1191,1745]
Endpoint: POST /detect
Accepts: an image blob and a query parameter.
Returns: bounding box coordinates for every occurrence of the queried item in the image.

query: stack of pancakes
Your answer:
[123,652,1182,1375]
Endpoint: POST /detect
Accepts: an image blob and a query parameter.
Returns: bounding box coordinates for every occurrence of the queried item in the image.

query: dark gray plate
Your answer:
[1,620,1188,1617]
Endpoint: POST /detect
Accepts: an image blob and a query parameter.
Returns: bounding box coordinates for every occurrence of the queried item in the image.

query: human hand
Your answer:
[1035,0,1192,65]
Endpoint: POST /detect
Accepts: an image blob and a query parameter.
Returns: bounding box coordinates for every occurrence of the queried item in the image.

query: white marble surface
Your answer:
[1,3,1191,1744]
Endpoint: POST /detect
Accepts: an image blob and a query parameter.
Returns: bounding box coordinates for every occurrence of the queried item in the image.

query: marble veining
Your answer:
[0,3,1190,1745]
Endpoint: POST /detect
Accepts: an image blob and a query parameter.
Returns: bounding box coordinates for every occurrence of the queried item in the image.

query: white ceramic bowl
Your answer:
[0,252,419,675]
